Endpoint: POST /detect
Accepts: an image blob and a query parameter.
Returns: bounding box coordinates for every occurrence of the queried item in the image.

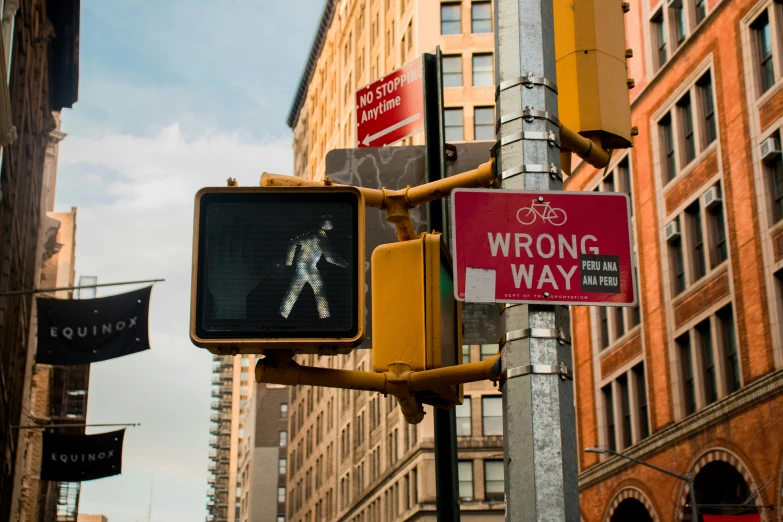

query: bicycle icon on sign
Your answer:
[516,201,567,226]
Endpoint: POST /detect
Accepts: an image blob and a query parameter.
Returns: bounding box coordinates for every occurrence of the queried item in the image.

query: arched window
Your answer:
[692,461,757,518]
[610,498,653,522]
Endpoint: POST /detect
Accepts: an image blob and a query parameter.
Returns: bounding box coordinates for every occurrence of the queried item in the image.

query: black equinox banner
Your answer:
[36,286,152,365]
[41,429,125,482]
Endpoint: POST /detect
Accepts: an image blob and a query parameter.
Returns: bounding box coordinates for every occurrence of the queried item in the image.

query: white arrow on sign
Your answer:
[361,113,421,146]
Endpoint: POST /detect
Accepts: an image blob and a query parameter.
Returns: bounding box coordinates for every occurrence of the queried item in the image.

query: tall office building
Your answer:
[206,355,258,522]
[569,0,783,519]
[286,2,505,521]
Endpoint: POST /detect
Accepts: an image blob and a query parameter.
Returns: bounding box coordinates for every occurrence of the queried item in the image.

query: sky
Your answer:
[54,1,324,519]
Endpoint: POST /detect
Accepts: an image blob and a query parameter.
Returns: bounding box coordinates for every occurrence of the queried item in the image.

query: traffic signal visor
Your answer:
[190,186,365,354]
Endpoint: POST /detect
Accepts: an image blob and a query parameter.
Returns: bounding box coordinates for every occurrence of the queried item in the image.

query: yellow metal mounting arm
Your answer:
[256,353,501,424]
[260,160,496,241]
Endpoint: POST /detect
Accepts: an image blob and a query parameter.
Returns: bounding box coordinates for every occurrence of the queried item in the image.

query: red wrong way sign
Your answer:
[356,57,424,148]
[450,189,636,306]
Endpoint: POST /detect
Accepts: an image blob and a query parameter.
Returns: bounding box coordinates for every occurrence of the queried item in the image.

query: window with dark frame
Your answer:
[442,55,463,87]
[698,73,717,146]
[695,0,706,24]
[599,306,609,349]
[697,320,718,405]
[678,334,697,416]
[709,184,728,266]
[671,234,686,295]
[482,396,503,436]
[660,113,676,182]
[471,1,492,33]
[673,2,686,45]
[455,397,472,436]
[444,108,464,141]
[457,461,474,501]
[474,106,495,140]
[441,3,462,35]
[769,135,783,223]
[678,94,696,166]
[462,344,470,364]
[484,460,505,501]
[280,403,289,419]
[633,363,650,439]
[653,10,667,68]
[602,384,616,451]
[686,202,706,281]
[617,374,632,449]
[753,10,775,94]
[718,305,740,394]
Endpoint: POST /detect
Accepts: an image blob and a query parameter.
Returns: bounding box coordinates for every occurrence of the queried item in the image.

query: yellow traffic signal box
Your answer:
[371,233,463,407]
[555,0,632,149]
[190,186,365,355]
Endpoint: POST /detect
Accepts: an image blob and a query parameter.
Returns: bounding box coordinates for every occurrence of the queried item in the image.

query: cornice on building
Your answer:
[579,369,783,489]
[286,0,336,129]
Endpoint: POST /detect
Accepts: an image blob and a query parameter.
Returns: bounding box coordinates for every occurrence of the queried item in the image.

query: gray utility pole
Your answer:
[493,0,579,520]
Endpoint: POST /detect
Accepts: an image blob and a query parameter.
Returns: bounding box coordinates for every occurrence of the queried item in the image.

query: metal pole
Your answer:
[493,0,578,520]
[689,474,699,522]
[12,423,140,430]
[423,47,462,522]
[0,278,165,297]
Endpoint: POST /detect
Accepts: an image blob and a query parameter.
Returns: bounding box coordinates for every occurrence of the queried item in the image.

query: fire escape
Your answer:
[207,356,233,522]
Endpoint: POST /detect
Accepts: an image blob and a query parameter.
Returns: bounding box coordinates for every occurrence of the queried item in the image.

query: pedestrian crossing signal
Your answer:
[190,186,365,354]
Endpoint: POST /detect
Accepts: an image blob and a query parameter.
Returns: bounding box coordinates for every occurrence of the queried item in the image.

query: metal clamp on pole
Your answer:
[496,106,561,132]
[504,362,573,381]
[491,130,560,155]
[500,163,561,182]
[496,72,558,98]
[500,327,572,347]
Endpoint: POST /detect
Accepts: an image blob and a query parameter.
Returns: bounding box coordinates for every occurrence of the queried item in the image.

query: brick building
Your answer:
[0,0,79,520]
[285,0,507,521]
[568,0,783,519]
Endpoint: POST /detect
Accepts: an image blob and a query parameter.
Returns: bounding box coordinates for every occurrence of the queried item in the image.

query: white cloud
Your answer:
[55,124,293,522]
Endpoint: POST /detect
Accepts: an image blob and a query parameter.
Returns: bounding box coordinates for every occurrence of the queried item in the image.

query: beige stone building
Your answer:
[285,1,504,521]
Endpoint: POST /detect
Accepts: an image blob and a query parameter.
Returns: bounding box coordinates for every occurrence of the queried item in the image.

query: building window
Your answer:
[767,133,783,223]
[698,73,717,146]
[599,306,609,348]
[480,344,497,361]
[695,0,706,24]
[602,384,616,451]
[279,430,288,447]
[708,185,728,265]
[474,107,494,140]
[482,396,503,436]
[462,344,470,364]
[669,227,686,295]
[441,3,462,35]
[277,516,285,522]
[660,113,676,182]
[678,334,697,416]
[458,461,474,501]
[472,53,493,86]
[279,458,287,475]
[672,1,687,46]
[718,305,740,394]
[686,202,706,281]
[678,94,696,166]
[484,460,504,501]
[471,1,492,33]
[443,55,463,87]
[280,403,289,419]
[455,397,472,436]
[278,486,286,503]
[633,363,650,439]
[697,320,718,405]
[444,108,464,141]
[617,374,632,448]
[753,10,775,94]
[652,9,667,69]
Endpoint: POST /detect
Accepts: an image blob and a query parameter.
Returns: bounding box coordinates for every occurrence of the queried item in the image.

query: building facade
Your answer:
[568,0,783,519]
[0,0,80,519]
[207,354,261,522]
[285,1,508,521]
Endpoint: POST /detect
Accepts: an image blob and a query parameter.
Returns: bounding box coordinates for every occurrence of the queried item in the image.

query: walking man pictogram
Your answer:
[279,217,348,319]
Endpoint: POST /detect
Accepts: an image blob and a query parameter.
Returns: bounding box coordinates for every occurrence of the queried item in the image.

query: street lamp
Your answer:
[585,447,699,522]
